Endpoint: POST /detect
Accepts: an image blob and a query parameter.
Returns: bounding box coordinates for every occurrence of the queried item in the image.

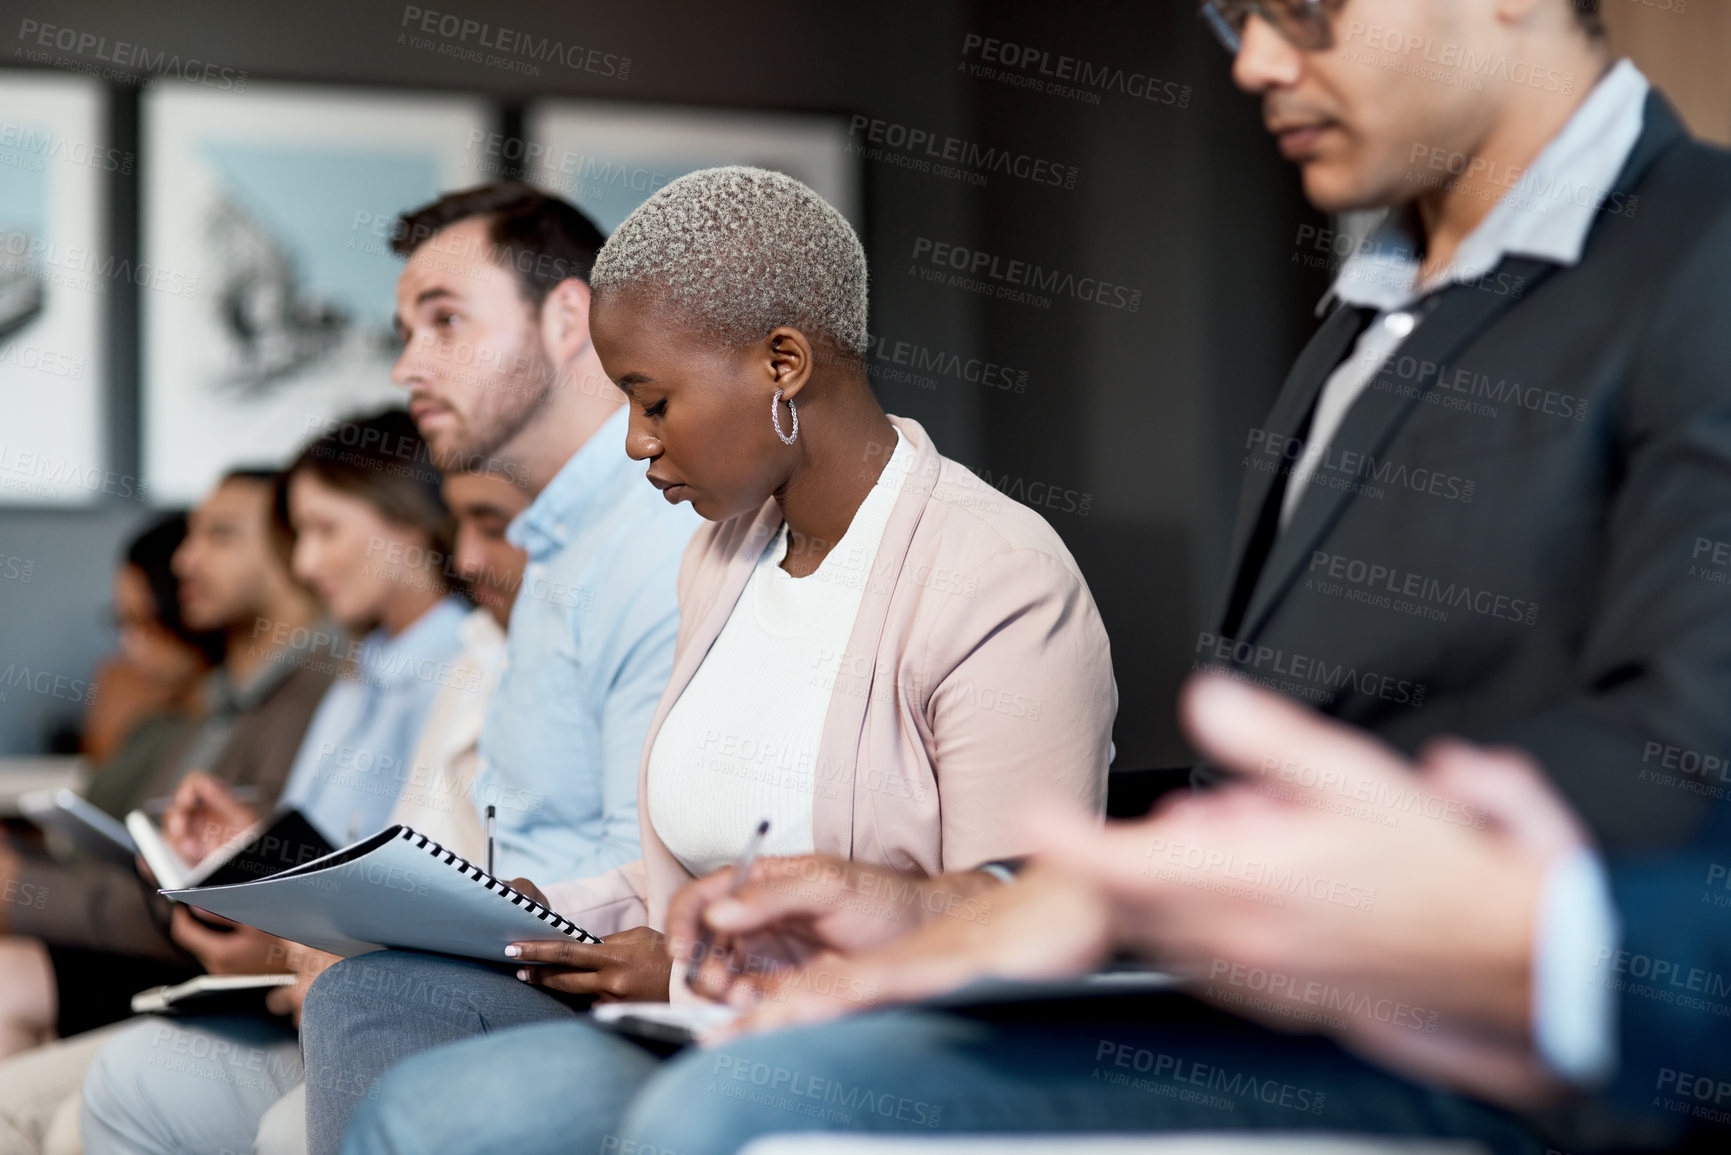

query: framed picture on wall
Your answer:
[521,100,860,235]
[0,72,110,506]
[142,81,496,503]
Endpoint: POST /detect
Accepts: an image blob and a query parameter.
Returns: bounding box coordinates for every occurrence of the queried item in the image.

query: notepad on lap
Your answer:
[131,973,297,1016]
[160,825,602,959]
[126,807,333,891]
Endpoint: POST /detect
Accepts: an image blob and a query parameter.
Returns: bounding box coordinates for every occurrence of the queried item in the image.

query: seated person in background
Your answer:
[78,510,224,789]
[0,469,331,1058]
[162,407,472,861]
[622,673,1727,1154]
[72,409,470,1155]
[73,469,534,1155]
[308,164,1119,1155]
[372,468,532,857]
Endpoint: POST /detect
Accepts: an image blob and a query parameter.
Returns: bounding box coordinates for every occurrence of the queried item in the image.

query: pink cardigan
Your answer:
[543,415,1117,939]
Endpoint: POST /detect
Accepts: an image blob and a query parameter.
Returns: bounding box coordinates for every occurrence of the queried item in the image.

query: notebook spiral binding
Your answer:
[398,828,601,943]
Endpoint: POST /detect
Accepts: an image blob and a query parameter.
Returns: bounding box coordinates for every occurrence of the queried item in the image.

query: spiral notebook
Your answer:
[159,824,602,959]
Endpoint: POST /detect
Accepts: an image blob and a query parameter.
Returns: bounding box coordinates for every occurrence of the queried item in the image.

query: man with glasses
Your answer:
[578,1,1731,1153]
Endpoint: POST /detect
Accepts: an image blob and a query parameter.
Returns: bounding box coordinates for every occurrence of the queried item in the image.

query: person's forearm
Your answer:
[905,868,1010,930]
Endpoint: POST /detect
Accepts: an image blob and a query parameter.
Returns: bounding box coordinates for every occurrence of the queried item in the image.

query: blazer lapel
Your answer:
[1215,302,1372,628]
[1237,257,1558,639]
[811,415,941,857]
[1234,91,1688,641]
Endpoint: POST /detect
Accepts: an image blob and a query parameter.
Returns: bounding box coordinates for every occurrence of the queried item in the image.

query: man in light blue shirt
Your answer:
[383,183,698,884]
[479,403,695,880]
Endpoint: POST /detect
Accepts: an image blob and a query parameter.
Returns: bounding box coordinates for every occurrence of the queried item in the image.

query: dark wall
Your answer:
[0,0,1325,765]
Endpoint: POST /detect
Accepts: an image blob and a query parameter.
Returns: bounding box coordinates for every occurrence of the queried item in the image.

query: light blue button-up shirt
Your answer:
[278,595,471,844]
[477,406,699,883]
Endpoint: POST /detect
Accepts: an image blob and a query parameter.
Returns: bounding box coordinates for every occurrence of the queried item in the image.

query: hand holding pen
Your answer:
[683,819,770,995]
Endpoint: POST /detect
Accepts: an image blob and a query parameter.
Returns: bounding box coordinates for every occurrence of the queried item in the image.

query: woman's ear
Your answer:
[765,326,814,403]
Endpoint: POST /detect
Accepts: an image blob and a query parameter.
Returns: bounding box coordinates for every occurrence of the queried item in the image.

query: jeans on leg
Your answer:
[300,950,582,1155]
[81,1014,302,1155]
[619,993,1547,1155]
[340,1017,664,1155]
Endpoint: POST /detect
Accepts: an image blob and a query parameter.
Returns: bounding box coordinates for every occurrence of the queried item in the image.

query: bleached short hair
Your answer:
[590,165,869,362]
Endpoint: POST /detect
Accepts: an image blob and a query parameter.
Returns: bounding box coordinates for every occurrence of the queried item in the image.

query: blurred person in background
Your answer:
[0,469,331,1152]
[79,174,695,1155]
[72,469,535,1155]
[152,406,471,940]
[73,407,471,1155]
[0,471,330,1051]
[78,511,223,788]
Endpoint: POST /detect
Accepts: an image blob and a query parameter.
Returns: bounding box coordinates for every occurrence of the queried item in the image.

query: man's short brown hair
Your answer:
[390,182,608,310]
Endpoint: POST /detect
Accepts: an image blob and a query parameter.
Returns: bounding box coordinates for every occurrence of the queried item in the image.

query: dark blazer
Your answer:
[1208,93,1731,852]
[1604,854,1731,1146]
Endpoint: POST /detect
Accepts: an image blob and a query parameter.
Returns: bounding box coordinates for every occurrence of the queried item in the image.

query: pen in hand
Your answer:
[686,819,770,994]
[486,805,496,877]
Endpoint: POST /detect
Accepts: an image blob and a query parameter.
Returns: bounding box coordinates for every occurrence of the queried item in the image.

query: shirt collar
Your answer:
[1329,59,1649,314]
[352,596,469,689]
[508,407,630,561]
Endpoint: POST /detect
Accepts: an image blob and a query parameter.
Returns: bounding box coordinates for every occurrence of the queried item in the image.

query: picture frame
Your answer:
[0,72,110,506]
[521,99,860,235]
[142,81,497,503]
